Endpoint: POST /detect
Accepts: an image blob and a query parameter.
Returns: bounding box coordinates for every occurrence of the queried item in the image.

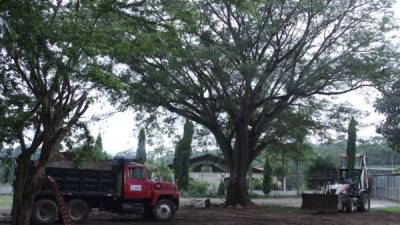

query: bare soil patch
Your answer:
[1,206,399,225]
[85,207,400,225]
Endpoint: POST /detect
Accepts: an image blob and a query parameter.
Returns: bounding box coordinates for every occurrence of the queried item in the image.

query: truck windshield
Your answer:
[128,167,144,179]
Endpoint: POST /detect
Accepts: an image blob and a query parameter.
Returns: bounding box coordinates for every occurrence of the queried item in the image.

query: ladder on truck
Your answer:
[47,176,76,225]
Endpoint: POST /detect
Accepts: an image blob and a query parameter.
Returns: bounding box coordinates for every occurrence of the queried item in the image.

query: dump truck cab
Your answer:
[31,160,179,224]
[123,163,179,202]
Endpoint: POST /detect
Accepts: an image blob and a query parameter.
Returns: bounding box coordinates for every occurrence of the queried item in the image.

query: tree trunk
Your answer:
[281,150,285,191]
[225,121,252,206]
[11,142,54,225]
[226,164,250,206]
[295,161,299,196]
[11,158,43,225]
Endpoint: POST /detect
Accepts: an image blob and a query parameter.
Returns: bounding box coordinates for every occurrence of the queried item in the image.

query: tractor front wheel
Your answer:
[345,198,354,213]
[357,193,370,212]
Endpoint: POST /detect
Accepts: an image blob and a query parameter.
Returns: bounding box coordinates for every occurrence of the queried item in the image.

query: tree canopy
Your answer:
[376,79,400,152]
[100,0,398,205]
[0,1,115,224]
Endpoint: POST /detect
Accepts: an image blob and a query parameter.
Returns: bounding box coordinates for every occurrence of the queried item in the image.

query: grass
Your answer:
[0,195,12,208]
[371,207,400,213]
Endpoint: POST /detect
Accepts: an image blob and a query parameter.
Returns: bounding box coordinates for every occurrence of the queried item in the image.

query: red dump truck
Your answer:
[31,160,179,224]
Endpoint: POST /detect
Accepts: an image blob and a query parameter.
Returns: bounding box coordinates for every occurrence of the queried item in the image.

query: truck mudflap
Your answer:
[301,193,339,211]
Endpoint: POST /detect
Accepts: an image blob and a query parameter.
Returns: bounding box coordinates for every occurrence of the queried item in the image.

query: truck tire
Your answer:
[357,193,370,212]
[345,198,354,213]
[32,199,59,225]
[66,199,89,223]
[152,199,175,221]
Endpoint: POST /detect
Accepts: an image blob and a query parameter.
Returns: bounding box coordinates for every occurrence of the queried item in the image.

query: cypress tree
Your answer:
[262,155,272,195]
[173,120,194,191]
[136,128,146,163]
[346,117,357,180]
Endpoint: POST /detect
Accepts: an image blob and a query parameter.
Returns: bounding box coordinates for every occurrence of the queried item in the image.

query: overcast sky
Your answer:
[83,2,400,155]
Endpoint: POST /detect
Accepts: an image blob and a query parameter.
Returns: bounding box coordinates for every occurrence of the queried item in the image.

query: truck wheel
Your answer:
[345,198,354,213]
[357,193,370,212]
[66,199,89,223]
[153,200,175,221]
[32,199,59,225]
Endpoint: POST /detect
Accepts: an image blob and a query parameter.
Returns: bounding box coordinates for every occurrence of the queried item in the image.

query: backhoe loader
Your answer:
[301,154,370,213]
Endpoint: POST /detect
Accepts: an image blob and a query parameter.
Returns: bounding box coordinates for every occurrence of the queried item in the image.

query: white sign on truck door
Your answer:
[130,185,142,191]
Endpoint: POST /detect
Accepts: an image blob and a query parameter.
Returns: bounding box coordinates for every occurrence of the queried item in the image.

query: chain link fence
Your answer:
[373,174,400,201]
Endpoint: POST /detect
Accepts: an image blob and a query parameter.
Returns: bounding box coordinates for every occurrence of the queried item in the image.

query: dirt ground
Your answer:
[85,207,400,225]
[1,199,400,225]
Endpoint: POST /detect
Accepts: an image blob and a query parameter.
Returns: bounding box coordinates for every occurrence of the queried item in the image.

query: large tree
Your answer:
[104,0,397,205]
[376,79,400,151]
[0,1,111,224]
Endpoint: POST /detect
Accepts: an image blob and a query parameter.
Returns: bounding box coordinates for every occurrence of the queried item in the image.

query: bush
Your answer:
[182,179,208,197]
[395,166,400,174]
[251,178,263,190]
[217,181,226,196]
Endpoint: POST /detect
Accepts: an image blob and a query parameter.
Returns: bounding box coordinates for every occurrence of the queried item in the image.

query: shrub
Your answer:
[217,181,226,196]
[182,179,208,197]
[251,178,263,190]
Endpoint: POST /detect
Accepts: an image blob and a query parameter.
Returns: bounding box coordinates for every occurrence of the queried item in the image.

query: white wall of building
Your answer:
[190,172,263,187]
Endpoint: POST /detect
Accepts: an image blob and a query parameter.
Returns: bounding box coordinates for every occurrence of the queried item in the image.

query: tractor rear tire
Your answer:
[357,193,370,212]
[32,199,59,225]
[345,198,354,213]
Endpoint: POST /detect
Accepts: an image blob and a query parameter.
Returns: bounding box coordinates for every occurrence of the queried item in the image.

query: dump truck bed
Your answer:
[40,167,120,196]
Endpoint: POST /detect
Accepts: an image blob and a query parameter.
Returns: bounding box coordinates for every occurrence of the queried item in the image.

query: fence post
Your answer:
[386,175,389,199]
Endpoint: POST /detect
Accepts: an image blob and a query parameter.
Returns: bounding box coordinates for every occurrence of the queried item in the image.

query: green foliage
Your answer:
[306,156,337,188]
[146,161,174,183]
[217,181,226,196]
[314,137,400,166]
[376,80,400,152]
[183,179,208,197]
[136,128,146,163]
[346,118,357,179]
[263,157,272,195]
[395,166,400,174]
[0,16,15,39]
[72,134,109,168]
[173,120,194,191]
[250,178,263,191]
[268,129,316,191]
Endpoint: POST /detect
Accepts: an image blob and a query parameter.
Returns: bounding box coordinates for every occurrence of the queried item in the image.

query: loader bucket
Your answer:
[301,193,339,211]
